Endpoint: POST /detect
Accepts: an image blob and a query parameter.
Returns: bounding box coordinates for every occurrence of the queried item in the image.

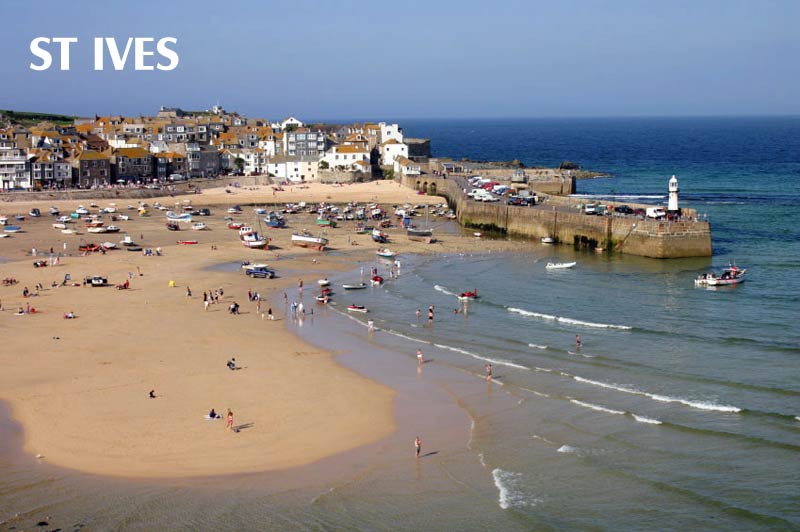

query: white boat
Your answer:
[291,231,329,251]
[0,233,8,238]
[105,225,121,233]
[241,231,270,249]
[166,211,192,222]
[87,226,108,233]
[191,222,208,231]
[546,261,577,270]
[57,216,71,223]
[227,206,243,214]
[347,304,368,313]
[75,206,90,215]
[118,214,130,221]
[342,283,367,290]
[52,223,67,229]
[61,229,76,234]
[241,262,270,270]
[238,225,253,236]
[695,264,746,286]
[318,278,331,286]
[541,237,556,244]
[0,216,7,225]
[376,248,396,258]
[101,241,117,250]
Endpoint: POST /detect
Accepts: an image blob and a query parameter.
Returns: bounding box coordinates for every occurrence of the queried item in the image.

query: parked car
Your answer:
[507,197,532,206]
[245,267,275,279]
[633,208,646,217]
[614,205,634,215]
[646,207,667,219]
[584,203,598,215]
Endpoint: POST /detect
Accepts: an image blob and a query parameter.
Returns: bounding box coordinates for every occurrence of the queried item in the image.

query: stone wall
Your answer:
[398,174,712,258]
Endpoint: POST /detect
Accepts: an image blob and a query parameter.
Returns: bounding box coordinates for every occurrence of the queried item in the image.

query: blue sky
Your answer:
[2,0,798,119]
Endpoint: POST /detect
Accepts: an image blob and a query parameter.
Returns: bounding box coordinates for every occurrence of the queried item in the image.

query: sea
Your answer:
[2,117,799,531]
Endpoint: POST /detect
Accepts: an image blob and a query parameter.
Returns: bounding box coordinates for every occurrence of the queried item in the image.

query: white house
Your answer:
[273,116,304,131]
[394,156,421,176]
[379,122,403,144]
[379,138,409,166]
[267,155,319,183]
[321,144,370,170]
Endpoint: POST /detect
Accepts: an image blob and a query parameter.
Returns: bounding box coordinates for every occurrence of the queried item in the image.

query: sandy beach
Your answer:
[0,181,524,478]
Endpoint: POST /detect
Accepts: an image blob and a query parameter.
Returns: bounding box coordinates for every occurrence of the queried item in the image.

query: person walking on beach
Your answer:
[298,279,303,294]
[417,349,424,365]
[226,409,234,432]
[268,307,274,320]
[368,319,375,332]
[186,286,192,297]
[485,363,493,381]
[415,436,422,458]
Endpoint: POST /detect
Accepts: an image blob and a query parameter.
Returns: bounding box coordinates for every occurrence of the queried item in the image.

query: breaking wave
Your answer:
[508,307,632,330]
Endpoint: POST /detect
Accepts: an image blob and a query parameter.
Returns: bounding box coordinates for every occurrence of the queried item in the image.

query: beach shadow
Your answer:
[233,422,254,432]
[420,451,439,458]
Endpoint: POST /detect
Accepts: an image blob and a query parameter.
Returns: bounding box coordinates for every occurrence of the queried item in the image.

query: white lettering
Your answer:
[29,37,52,71]
[93,37,103,70]
[52,37,78,70]
[135,38,154,70]
[156,37,179,71]
[105,37,134,70]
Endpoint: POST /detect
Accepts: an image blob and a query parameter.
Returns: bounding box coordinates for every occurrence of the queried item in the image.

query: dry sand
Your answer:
[0,182,527,478]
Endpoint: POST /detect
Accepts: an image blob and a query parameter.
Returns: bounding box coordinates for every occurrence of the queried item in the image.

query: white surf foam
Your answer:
[557,445,577,454]
[508,307,632,330]
[383,329,430,345]
[528,343,548,350]
[432,343,529,370]
[492,469,537,510]
[632,414,663,425]
[434,284,457,297]
[570,399,625,415]
[573,376,742,413]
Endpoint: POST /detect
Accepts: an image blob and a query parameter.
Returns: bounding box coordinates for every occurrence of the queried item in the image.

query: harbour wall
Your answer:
[401,175,712,258]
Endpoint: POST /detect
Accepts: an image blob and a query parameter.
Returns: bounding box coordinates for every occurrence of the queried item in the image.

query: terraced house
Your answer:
[113,147,153,182]
[29,150,71,189]
[73,150,111,188]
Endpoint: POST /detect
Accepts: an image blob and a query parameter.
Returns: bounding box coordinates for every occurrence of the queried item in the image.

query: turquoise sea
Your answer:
[1,117,798,530]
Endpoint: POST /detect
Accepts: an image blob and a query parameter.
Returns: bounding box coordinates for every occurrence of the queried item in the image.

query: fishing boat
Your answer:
[457,289,478,301]
[166,222,180,231]
[371,228,389,243]
[166,211,192,222]
[546,261,577,270]
[318,278,331,286]
[191,222,208,231]
[695,263,746,286]
[347,304,368,313]
[541,237,555,244]
[75,206,90,215]
[376,248,395,258]
[342,283,367,290]
[105,225,121,233]
[407,227,433,243]
[237,225,253,236]
[370,275,384,285]
[3,225,22,233]
[291,231,328,251]
[241,231,270,249]
[177,240,199,245]
[87,226,108,233]
[264,212,285,228]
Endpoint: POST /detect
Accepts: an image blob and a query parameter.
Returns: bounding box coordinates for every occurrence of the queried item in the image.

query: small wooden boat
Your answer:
[318,278,331,286]
[14,215,25,221]
[407,227,433,243]
[315,218,336,228]
[87,226,108,233]
[291,232,328,251]
[3,225,22,233]
[126,245,143,252]
[177,240,199,245]
[228,222,244,230]
[695,264,746,287]
[342,283,367,290]
[101,242,117,250]
[85,220,104,228]
[79,243,101,252]
[347,304,368,313]
[61,229,76,234]
[545,262,577,270]
[191,222,208,231]
[376,248,395,258]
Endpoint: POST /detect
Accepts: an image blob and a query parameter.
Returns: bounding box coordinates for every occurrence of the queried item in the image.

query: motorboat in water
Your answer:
[342,283,367,290]
[318,278,331,286]
[695,264,746,286]
[457,289,478,301]
[347,304,368,313]
[546,262,577,270]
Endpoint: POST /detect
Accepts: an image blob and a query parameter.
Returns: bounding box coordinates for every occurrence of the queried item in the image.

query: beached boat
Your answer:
[291,231,328,251]
[49,206,60,216]
[254,207,267,215]
[315,218,336,228]
[546,262,577,270]
[0,233,8,238]
[29,208,41,217]
[52,223,67,229]
[342,283,367,290]
[3,225,22,233]
[126,246,143,252]
[100,242,117,250]
[166,222,180,231]
[84,220,104,228]
[407,227,433,243]
[320,287,333,296]
[241,231,270,249]
[14,215,25,221]
[241,262,270,270]
[227,206,243,214]
[457,289,478,301]
[166,211,192,222]
[105,225,121,233]
[120,235,136,246]
[57,216,71,223]
[695,264,746,286]
[541,237,556,244]
[315,295,329,303]
[191,222,208,231]
[87,226,108,233]
[177,240,199,245]
[371,228,389,243]
[237,225,253,235]
[227,222,244,230]
[376,248,396,258]
[75,206,90,215]
[318,278,331,286]
[0,216,7,225]
[79,243,101,252]
[61,229,76,234]
[370,275,384,285]
[347,304,368,313]
[264,212,285,228]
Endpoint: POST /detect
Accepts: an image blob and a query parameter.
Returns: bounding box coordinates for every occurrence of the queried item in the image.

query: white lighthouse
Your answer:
[668,175,679,212]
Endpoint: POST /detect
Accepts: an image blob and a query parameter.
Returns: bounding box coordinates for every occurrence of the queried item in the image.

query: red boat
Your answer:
[370,275,384,285]
[458,289,478,301]
[320,287,333,296]
[228,222,244,230]
[79,243,101,252]
[177,240,199,245]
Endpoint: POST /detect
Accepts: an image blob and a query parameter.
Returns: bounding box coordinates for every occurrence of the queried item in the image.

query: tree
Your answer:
[234,157,245,173]
[319,160,329,169]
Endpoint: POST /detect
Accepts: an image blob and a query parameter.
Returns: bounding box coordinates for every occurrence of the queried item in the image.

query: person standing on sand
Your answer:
[268,307,274,320]
[415,436,422,457]
[186,286,192,297]
[226,409,234,431]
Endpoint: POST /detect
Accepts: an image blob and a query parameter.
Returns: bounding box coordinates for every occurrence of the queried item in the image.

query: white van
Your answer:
[646,207,667,219]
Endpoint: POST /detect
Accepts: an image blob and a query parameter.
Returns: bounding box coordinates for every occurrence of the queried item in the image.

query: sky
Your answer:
[2,0,799,119]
